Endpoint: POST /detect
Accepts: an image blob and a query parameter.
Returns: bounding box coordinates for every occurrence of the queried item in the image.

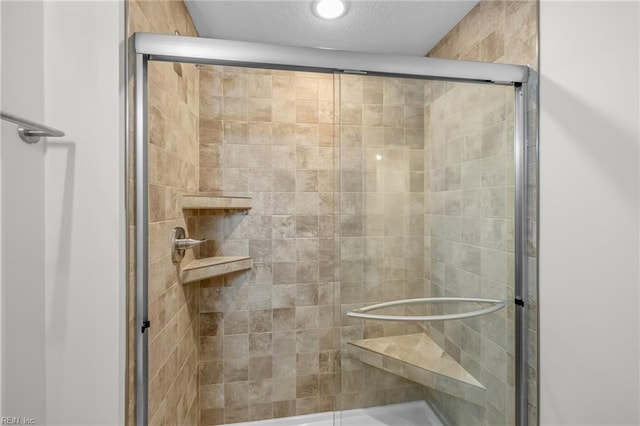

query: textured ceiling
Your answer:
[184,1,479,56]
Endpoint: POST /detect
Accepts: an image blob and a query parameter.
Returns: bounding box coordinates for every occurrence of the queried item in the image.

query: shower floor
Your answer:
[228,401,444,426]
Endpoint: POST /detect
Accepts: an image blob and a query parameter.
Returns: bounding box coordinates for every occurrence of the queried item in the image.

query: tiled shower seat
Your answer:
[347,333,486,406]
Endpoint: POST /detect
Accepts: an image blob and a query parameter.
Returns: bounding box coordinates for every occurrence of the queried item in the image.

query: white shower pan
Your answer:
[227,401,444,426]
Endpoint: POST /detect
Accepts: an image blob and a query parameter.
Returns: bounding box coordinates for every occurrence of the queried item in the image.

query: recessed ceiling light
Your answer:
[313,0,346,20]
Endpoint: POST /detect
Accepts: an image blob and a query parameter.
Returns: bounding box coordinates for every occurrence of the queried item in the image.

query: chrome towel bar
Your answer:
[0,111,65,144]
[346,297,506,322]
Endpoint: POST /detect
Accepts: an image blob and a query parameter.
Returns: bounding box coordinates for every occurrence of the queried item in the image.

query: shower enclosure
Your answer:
[128,33,538,426]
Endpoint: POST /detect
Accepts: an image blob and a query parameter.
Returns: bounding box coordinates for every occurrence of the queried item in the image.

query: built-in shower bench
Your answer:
[348,333,486,406]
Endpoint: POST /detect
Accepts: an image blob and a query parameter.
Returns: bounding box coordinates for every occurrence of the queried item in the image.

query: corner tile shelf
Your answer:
[180,195,253,283]
[181,256,252,284]
[347,333,486,406]
[181,195,252,210]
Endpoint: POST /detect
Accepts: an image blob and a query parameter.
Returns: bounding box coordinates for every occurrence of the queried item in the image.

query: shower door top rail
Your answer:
[346,297,506,322]
[0,111,65,144]
[134,32,530,84]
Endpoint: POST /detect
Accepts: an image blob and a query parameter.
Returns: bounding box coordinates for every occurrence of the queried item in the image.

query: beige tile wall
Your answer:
[428,0,537,70]
[196,67,340,424]
[426,1,538,424]
[127,2,200,425]
[337,75,431,410]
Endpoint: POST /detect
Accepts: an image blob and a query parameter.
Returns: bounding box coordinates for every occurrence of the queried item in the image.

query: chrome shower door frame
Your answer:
[131,32,535,426]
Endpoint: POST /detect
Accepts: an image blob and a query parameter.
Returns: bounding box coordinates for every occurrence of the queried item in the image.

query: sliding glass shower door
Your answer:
[131,32,536,426]
[338,74,518,425]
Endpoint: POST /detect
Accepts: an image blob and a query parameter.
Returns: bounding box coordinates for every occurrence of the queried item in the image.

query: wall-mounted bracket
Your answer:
[1,111,65,144]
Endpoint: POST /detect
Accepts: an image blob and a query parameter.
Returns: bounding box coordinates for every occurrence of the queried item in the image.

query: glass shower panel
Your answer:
[337,74,430,413]
[338,74,516,426]
[142,62,342,425]
[428,80,516,426]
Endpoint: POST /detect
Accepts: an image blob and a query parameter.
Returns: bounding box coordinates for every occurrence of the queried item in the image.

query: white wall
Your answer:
[42,1,125,425]
[539,1,640,424]
[1,1,47,422]
[1,1,125,424]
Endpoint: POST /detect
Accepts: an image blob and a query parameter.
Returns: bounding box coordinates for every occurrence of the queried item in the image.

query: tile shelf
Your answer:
[348,333,486,406]
[179,195,253,283]
[181,195,252,210]
[181,256,252,284]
